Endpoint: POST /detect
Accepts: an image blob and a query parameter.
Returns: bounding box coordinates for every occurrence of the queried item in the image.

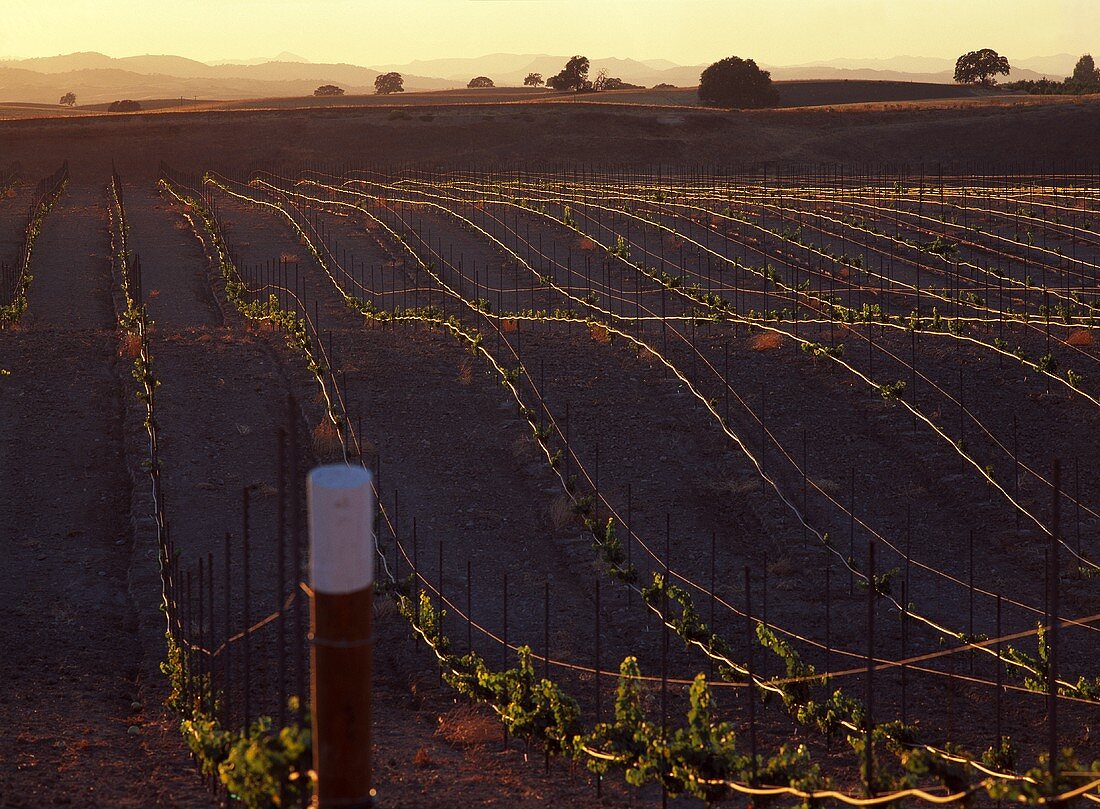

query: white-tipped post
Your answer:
[308,464,375,808]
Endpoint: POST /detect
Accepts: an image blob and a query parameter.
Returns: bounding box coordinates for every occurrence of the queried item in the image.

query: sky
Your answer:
[2,0,1096,66]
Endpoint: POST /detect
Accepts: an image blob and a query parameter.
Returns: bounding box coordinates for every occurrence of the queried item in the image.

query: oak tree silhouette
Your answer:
[954,49,1011,85]
[374,72,404,95]
[697,56,778,108]
[547,56,591,91]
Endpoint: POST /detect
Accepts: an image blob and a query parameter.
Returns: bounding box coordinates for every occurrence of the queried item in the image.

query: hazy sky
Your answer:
[3,0,1096,66]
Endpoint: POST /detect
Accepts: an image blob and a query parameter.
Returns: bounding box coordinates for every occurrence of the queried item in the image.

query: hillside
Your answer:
[0,53,462,104]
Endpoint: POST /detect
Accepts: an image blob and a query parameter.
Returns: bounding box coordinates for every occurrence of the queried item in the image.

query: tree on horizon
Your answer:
[954,49,1010,85]
[697,56,778,108]
[546,56,591,92]
[59,92,76,106]
[1071,53,1099,84]
[313,84,344,97]
[374,72,404,95]
[107,99,142,112]
[467,76,494,88]
[524,72,544,87]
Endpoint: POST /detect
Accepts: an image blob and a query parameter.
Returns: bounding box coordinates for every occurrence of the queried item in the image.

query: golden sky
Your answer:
[2,0,1095,65]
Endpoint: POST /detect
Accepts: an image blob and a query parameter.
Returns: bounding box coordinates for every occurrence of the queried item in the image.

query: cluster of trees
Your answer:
[434,59,641,93]
[546,56,593,91]
[533,53,775,108]
[595,73,642,91]
[953,48,1100,95]
[107,99,142,112]
[536,56,641,92]
[1004,53,1100,95]
[307,59,646,100]
[314,74,406,96]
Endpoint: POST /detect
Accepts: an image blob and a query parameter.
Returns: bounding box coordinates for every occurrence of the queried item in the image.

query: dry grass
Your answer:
[435,704,500,747]
[353,432,378,459]
[374,596,397,621]
[414,747,435,768]
[1067,328,1095,347]
[456,359,474,385]
[766,556,797,577]
[707,475,759,498]
[548,495,576,530]
[510,435,534,464]
[589,323,610,344]
[118,332,142,358]
[311,419,343,461]
[501,318,517,333]
[577,237,597,251]
[280,252,300,264]
[751,332,783,351]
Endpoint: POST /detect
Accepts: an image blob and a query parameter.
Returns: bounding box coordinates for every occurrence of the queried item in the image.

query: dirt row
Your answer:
[0,181,204,807]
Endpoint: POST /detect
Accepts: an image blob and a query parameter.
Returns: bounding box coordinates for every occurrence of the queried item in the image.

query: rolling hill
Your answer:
[0,50,1076,107]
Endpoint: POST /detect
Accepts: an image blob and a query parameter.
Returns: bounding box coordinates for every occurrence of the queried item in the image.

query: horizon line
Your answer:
[0,49,1083,72]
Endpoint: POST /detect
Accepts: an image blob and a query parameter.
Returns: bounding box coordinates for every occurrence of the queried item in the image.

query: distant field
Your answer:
[0,79,1081,122]
[774,79,983,106]
[0,83,1097,182]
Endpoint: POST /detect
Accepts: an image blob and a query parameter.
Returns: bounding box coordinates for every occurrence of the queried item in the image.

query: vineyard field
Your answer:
[1,160,1098,806]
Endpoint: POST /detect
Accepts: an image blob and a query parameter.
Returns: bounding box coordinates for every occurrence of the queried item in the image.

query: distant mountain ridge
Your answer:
[0,52,463,103]
[0,50,1079,105]
[211,51,311,66]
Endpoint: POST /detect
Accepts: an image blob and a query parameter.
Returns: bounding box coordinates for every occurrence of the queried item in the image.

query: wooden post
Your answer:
[744,566,757,784]
[1048,459,1060,790]
[865,539,875,798]
[308,465,375,808]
